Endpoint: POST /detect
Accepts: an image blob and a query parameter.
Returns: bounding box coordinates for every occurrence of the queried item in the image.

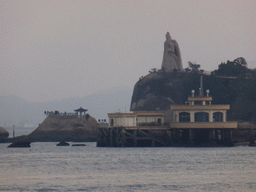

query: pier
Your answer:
[97,88,238,147]
[97,126,236,147]
[97,126,170,147]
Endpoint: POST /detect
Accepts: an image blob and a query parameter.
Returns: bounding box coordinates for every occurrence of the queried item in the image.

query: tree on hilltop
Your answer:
[212,59,247,77]
[234,57,247,66]
[184,61,201,72]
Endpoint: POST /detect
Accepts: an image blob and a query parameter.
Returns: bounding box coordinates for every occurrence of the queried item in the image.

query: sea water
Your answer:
[0,142,255,191]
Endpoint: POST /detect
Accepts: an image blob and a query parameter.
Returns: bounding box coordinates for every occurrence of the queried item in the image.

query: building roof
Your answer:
[170,104,230,110]
[74,107,88,112]
[188,96,212,101]
[108,111,165,117]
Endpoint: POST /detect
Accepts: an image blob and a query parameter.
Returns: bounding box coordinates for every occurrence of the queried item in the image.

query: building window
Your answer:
[213,112,223,122]
[195,112,209,122]
[179,112,190,122]
[194,101,202,105]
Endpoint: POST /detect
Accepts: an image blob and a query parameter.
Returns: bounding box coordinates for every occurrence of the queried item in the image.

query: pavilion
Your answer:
[74,107,88,118]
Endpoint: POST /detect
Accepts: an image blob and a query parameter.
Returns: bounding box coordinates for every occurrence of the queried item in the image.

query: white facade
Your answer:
[108,93,237,130]
[108,111,165,127]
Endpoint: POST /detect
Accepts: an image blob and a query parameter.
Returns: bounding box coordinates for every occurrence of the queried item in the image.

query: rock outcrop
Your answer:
[0,127,9,138]
[0,127,9,143]
[8,138,31,148]
[56,141,69,146]
[130,72,190,111]
[28,115,98,142]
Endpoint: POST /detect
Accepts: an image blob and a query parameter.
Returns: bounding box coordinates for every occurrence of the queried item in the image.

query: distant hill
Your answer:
[0,86,133,128]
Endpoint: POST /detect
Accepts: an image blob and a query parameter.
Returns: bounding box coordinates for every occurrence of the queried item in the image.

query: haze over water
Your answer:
[0,142,255,191]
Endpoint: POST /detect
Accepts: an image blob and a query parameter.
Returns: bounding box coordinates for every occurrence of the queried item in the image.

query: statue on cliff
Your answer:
[161,32,183,72]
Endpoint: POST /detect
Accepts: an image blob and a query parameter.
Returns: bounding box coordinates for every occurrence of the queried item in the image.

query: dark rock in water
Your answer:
[56,141,70,146]
[249,140,256,147]
[72,144,86,146]
[0,137,7,143]
[8,138,31,148]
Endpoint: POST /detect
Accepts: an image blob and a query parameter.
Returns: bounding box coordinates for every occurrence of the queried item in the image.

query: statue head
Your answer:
[166,32,171,40]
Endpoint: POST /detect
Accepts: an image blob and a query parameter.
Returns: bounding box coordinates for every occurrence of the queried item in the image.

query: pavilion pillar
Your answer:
[209,111,213,122]
[223,112,227,122]
[190,112,195,122]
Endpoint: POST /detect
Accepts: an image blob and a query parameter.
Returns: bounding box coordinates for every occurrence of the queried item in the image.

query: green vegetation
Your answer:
[212,57,256,78]
[85,113,90,120]
[184,61,201,72]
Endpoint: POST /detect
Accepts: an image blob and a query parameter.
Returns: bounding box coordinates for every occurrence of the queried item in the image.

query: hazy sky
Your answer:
[1,0,256,102]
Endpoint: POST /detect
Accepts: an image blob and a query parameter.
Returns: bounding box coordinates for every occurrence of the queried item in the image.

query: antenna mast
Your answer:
[199,76,203,97]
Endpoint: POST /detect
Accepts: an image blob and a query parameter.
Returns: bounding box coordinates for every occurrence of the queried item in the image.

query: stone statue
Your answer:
[161,32,183,72]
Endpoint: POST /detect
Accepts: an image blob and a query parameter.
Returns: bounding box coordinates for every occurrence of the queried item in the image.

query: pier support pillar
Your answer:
[221,129,225,143]
[152,139,155,147]
[116,128,119,147]
[250,129,255,145]
[133,130,137,147]
[189,129,194,143]
[121,128,125,147]
[110,128,113,147]
[215,130,219,142]
[209,129,213,141]
[171,129,176,143]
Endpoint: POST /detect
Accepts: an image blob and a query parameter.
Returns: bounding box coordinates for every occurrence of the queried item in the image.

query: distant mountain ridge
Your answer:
[0,86,133,128]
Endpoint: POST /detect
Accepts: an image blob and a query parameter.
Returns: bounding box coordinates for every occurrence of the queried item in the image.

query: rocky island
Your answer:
[28,108,98,142]
[128,32,256,145]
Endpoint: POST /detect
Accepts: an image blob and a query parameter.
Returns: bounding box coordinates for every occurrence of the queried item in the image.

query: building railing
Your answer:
[169,121,237,129]
[44,111,88,119]
[138,122,168,126]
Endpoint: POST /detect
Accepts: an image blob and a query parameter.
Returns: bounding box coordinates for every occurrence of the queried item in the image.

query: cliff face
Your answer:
[130,72,195,111]
[130,71,256,121]
[29,115,98,142]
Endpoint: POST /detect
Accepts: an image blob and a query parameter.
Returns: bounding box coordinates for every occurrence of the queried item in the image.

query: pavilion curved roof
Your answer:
[74,107,88,112]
